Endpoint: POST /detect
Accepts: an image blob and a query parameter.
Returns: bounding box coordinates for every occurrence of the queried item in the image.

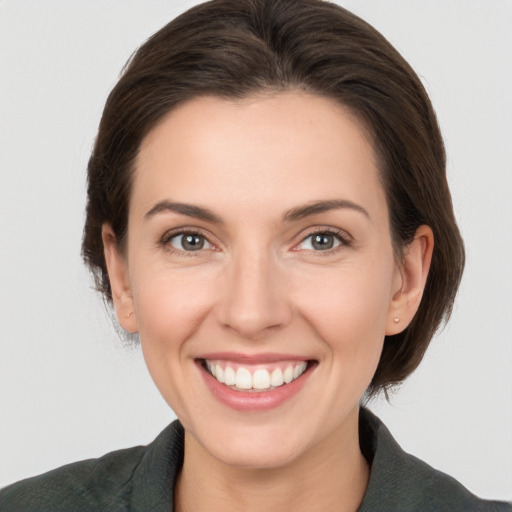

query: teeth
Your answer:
[283,366,294,384]
[224,366,236,386]
[206,360,308,391]
[235,367,252,389]
[270,368,284,387]
[253,369,270,390]
[215,364,224,383]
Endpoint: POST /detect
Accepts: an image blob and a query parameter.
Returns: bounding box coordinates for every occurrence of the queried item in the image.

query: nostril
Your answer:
[215,267,293,338]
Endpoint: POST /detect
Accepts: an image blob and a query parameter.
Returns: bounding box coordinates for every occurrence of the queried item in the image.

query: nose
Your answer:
[216,246,292,340]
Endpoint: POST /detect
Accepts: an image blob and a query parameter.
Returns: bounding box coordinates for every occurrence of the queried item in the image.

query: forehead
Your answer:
[131,92,385,222]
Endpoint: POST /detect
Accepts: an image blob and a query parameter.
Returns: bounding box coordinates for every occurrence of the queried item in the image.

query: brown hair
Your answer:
[82,0,464,395]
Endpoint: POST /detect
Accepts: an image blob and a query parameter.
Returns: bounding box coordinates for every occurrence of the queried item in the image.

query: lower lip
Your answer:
[198,361,314,412]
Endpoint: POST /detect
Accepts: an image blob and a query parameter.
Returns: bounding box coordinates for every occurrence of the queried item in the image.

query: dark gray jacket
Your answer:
[1,409,510,511]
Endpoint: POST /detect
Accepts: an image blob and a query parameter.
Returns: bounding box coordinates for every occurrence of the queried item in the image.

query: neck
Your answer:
[175,408,370,512]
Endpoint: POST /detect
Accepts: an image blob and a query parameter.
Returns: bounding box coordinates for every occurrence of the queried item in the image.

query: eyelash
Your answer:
[160,228,215,257]
[295,228,352,254]
[159,227,352,256]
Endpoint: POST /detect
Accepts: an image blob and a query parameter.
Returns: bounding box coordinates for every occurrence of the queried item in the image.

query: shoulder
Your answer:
[0,421,184,512]
[0,445,146,512]
[358,408,512,512]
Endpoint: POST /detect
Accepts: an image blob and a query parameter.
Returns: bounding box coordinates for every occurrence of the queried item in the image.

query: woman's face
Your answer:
[107,92,409,469]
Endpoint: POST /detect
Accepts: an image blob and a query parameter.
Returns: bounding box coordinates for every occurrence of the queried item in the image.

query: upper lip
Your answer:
[197,352,312,364]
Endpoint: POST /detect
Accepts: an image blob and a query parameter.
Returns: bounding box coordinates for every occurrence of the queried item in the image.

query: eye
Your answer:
[297,231,347,251]
[168,232,213,252]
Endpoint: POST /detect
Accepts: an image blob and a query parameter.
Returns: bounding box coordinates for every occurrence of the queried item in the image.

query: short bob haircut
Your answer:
[82,0,464,396]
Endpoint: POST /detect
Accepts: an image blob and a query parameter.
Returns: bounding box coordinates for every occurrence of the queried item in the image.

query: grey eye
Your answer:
[170,233,211,251]
[299,233,342,251]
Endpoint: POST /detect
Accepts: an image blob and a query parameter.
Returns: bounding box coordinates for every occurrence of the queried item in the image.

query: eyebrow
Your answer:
[144,198,369,224]
[145,200,223,224]
[283,199,369,222]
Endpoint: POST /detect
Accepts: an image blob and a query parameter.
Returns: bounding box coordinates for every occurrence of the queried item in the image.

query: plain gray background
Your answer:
[0,0,511,500]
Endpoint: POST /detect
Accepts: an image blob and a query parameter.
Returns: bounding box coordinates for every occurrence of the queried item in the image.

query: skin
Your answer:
[103,92,433,512]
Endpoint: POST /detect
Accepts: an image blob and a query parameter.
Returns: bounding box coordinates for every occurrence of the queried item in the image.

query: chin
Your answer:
[188,420,313,470]
[212,439,306,470]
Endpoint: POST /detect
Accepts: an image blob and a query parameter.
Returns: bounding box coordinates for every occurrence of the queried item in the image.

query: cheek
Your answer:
[131,267,217,354]
[293,258,394,358]
[130,267,220,414]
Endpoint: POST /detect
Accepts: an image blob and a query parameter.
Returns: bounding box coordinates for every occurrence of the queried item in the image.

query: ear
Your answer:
[386,225,434,335]
[102,224,138,333]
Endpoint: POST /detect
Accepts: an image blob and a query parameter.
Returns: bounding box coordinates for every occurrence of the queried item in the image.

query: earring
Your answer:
[127,312,134,319]
[393,317,400,323]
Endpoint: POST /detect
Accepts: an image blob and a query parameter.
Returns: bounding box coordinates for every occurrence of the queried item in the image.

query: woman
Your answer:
[1,0,510,510]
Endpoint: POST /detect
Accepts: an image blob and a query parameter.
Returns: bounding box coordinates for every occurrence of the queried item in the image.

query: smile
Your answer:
[204,360,309,392]
[197,353,316,411]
